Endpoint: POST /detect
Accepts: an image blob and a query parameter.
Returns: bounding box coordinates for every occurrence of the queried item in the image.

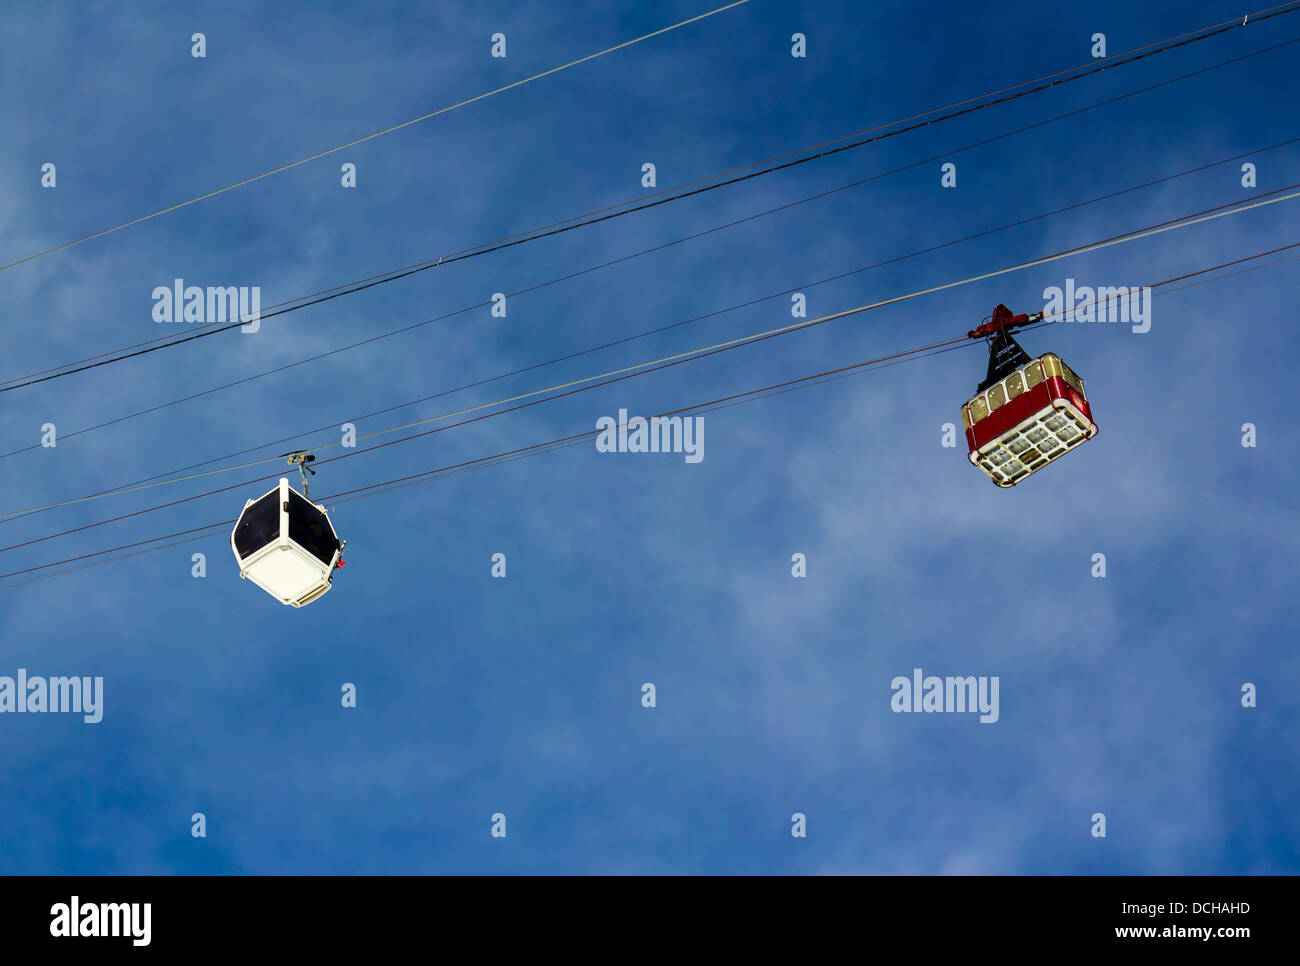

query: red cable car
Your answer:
[961,304,1098,486]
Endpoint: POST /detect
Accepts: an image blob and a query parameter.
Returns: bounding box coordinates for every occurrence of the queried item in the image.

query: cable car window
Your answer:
[1024,361,1043,389]
[233,491,281,559]
[1059,361,1084,396]
[287,491,339,565]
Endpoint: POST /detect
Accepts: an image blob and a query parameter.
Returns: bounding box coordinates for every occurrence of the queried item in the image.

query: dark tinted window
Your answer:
[287,491,339,565]
[233,491,281,559]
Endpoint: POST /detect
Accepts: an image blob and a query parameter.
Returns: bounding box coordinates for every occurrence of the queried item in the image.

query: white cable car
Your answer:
[230,455,345,607]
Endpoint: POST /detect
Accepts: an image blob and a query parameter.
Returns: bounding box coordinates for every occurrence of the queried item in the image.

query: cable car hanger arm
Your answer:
[967,304,1044,392]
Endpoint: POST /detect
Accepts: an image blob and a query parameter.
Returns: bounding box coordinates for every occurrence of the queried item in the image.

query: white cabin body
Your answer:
[230,478,342,607]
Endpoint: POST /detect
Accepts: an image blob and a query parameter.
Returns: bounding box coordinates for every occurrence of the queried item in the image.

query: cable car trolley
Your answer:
[961,304,1098,487]
[230,452,346,607]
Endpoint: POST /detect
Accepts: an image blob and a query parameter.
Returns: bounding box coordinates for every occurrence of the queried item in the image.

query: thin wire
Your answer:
[5,189,1297,527]
[0,341,968,580]
[9,110,1294,463]
[4,243,1295,588]
[0,1,754,274]
[3,190,1297,536]
[62,132,1300,485]
[5,14,1298,392]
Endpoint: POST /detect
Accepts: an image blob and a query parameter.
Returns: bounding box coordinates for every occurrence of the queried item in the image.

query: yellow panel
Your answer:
[1024,360,1043,389]
[988,385,1006,410]
[1005,372,1024,398]
[961,406,972,430]
[1039,353,1062,380]
[1059,360,1085,396]
[970,395,989,422]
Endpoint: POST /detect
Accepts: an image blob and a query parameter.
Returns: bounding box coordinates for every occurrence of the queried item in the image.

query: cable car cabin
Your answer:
[961,352,1097,487]
[230,478,343,607]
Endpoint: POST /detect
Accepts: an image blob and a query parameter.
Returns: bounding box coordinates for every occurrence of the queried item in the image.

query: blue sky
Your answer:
[0,0,1297,874]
